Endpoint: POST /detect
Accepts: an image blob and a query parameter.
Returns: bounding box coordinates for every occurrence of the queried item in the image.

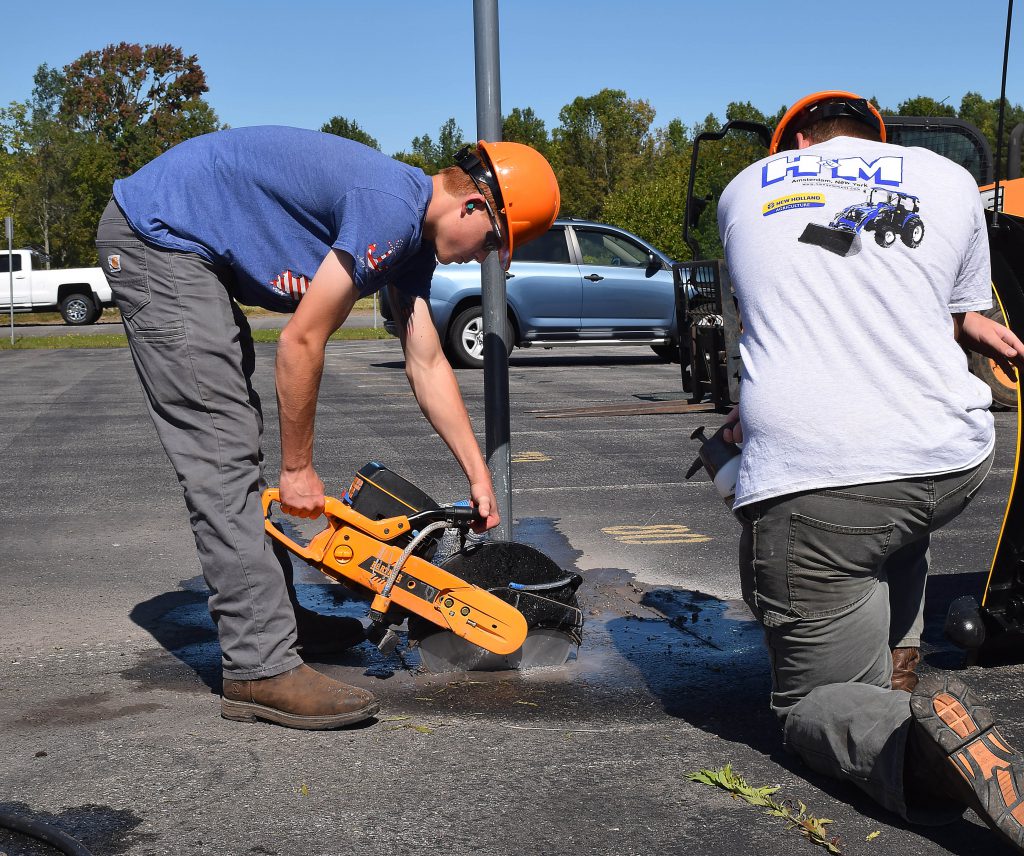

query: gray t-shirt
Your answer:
[718,136,994,508]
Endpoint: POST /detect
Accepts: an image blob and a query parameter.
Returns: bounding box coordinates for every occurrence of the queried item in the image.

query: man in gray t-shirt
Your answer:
[717,90,1024,849]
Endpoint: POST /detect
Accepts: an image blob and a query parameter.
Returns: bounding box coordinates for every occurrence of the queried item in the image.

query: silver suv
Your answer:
[382,219,682,368]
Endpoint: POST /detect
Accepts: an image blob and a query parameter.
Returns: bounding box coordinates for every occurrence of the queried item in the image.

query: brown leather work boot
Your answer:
[293,607,366,656]
[221,664,379,729]
[906,673,1024,852]
[891,646,922,692]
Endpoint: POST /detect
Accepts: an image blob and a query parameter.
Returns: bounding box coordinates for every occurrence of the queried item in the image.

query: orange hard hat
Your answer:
[770,90,886,154]
[455,140,560,269]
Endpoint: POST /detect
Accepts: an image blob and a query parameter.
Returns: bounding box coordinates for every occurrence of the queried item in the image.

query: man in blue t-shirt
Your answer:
[96,128,560,730]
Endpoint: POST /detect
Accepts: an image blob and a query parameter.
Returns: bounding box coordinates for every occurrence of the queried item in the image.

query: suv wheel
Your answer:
[60,293,99,325]
[446,306,513,369]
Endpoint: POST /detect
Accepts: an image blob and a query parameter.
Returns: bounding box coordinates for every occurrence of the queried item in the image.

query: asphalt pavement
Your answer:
[1,338,1021,856]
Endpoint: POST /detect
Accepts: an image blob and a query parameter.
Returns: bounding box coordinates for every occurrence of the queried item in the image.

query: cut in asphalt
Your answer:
[1,338,1021,856]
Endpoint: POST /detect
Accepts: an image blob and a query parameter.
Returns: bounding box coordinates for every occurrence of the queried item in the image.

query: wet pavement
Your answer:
[1,339,1022,856]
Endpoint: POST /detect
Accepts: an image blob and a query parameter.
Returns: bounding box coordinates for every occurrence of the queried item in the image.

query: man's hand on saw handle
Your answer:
[279,465,326,519]
[470,478,500,533]
[722,405,743,446]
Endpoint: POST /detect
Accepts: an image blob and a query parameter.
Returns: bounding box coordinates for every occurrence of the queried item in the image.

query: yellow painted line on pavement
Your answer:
[602,524,711,544]
[512,451,551,463]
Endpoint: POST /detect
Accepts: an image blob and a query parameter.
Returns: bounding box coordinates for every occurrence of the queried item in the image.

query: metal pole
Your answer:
[473,0,512,540]
[6,217,13,346]
[992,0,1013,227]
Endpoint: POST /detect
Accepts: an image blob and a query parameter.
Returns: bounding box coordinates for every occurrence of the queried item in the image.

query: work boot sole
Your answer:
[221,697,380,730]
[911,674,1024,851]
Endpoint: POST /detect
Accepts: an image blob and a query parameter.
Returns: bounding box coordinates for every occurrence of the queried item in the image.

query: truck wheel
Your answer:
[445,306,513,369]
[60,293,100,325]
[874,226,897,248]
[901,218,925,248]
[970,306,1019,410]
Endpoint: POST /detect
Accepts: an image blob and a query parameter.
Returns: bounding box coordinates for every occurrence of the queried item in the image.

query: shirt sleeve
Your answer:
[387,243,436,299]
[949,183,992,313]
[332,188,423,295]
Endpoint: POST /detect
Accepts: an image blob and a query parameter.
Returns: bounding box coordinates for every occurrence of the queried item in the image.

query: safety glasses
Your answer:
[455,145,509,266]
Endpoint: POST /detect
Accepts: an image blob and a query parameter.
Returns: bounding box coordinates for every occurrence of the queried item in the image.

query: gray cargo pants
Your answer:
[96,199,302,680]
[737,449,993,820]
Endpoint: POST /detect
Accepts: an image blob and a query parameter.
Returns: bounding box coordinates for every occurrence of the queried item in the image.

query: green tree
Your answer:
[604,102,775,261]
[896,95,957,117]
[502,107,549,154]
[320,115,380,150]
[59,42,222,172]
[398,117,468,174]
[550,89,657,220]
[658,118,689,157]
[602,152,689,260]
[0,99,115,266]
[957,92,1024,178]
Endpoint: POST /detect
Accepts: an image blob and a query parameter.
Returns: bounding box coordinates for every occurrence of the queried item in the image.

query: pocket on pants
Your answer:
[96,239,150,320]
[784,513,894,619]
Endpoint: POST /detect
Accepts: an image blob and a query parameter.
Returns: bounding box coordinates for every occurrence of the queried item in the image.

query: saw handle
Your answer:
[261,488,345,561]
[408,505,483,528]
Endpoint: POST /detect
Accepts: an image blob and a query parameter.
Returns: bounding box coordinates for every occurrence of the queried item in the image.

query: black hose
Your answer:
[0,809,94,856]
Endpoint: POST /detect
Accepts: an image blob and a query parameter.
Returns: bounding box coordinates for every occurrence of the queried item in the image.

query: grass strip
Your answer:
[0,326,392,351]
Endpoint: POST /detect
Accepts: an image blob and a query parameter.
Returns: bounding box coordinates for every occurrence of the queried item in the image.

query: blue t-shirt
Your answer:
[113,126,436,312]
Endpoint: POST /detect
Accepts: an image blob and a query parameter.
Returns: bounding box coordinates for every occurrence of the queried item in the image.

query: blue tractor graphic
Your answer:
[830,187,925,248]
[799,187,925,255]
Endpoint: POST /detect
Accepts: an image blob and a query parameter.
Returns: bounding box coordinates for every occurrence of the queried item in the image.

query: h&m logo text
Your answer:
[762,155,903,187]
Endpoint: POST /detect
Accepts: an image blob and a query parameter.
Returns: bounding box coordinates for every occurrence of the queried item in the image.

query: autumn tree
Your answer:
[0,44,222,265]
[59,42,222,172]
[320,116,380,150]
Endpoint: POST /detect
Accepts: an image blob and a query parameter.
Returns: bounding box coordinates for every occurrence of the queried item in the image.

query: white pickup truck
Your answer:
[0,249,113,325]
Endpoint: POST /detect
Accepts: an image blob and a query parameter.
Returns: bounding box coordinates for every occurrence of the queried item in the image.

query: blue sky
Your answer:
[1,1,1019,155]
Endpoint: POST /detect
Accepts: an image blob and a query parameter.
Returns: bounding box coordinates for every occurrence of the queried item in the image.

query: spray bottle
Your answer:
[686,425,742,506]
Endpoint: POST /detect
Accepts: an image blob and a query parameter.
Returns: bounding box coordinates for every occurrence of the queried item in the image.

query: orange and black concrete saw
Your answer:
[263,462,583,671]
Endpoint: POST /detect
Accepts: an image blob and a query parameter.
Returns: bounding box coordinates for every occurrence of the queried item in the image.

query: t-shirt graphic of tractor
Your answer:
[799,187,925,256]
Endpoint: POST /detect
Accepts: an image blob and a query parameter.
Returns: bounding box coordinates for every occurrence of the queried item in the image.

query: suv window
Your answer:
[575,229,649,268]
[513,227,571,264]
[0,253,22,273]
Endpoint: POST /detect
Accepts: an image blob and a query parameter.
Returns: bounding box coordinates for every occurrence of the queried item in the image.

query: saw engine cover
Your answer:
[410,541,584,673]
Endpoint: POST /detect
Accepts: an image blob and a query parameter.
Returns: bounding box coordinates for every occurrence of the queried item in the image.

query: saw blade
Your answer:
[418,627,575,673]
[510,628,576,669]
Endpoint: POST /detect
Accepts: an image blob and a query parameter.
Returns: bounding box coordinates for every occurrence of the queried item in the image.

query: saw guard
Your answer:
[262,489,528,656]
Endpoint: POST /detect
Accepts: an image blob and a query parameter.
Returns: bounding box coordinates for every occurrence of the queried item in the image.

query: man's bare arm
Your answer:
[389,284,499,529]
[953,310,1024,378]
[275,249,360,517]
